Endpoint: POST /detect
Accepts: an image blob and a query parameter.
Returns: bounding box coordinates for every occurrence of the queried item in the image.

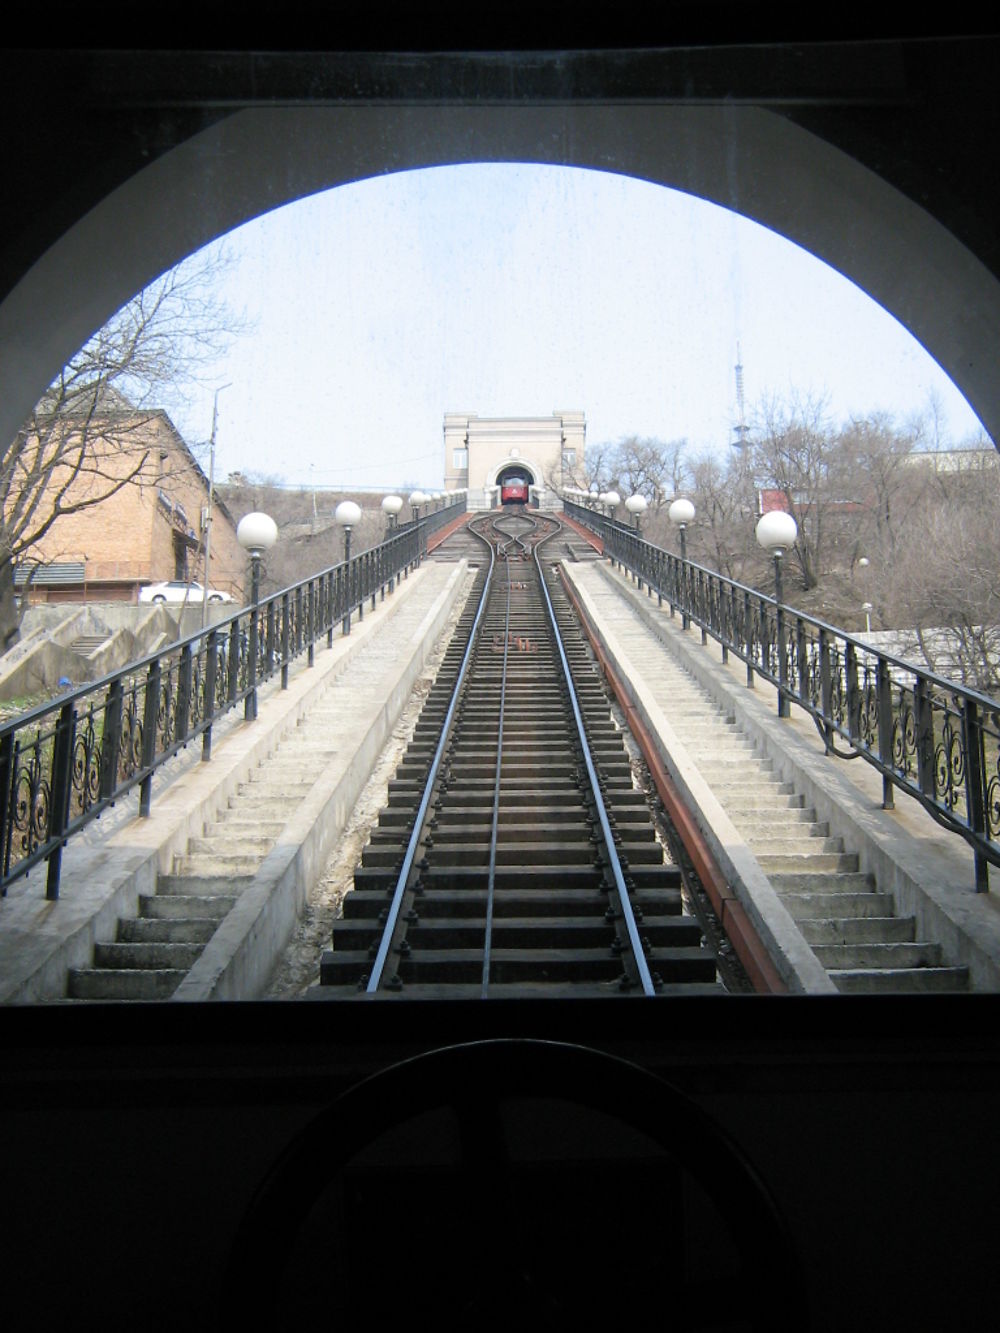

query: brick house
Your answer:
[15,409,245,605]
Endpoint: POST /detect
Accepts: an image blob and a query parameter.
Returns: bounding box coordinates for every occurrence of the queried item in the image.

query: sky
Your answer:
[155,162,986,490]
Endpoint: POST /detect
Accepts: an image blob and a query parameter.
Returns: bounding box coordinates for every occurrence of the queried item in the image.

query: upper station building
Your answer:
[444,411,586,509]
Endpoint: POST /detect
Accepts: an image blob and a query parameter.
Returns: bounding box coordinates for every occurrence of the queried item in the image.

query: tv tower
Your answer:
[732,342,749,451]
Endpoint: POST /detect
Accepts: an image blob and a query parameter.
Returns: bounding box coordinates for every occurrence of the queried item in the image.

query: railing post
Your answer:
[266,597,277,681]
[175,644,192,743]
[744,589,754,689]
[45,702,75,900]
[699,570,707,645]
[819,629,834,754]
[202,629,219,762]
[245,603,259,721]
[227,622,240,706]
[962,698,990,892]
[140,658,161,816]
[326,571,335,648]
[876,657,895,809]
[0,730,14,889]
[281,592,290,690]
[845,642,860,743]
[100,677,124,798]
[913,677,936,798]
[776,600,789,718]
[307,580,315,668]
[795,618,808,709]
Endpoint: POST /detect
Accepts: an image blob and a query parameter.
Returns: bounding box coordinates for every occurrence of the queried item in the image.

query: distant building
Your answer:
[444,411,586,509]
[905,445,999,474]
[15,410,245,604]
[757,488,866,519]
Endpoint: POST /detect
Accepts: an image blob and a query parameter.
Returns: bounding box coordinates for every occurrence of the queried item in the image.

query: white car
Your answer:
[139,580,234,605]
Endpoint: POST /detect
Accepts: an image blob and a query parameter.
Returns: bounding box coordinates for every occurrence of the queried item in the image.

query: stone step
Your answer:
[67,968,188,1000]
[93,940,206,970]
[186,835,275,858]
[699,778,795,796]
[155,875,251,897]
[206,817,286,836]
[119,916,220,944]
[140,891,238,922]
[798,916,916,945]
[831,966,970,994]
[744,834,842,856]
[727,804,817,825]
[711,793,806,812]
[756,852,859,874]
[768,871,874,894]
[780,891,897,919]
[811,941,942,969]
[173,854,263,876]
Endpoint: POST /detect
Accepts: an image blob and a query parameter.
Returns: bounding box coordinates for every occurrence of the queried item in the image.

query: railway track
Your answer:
[320,508,721,998]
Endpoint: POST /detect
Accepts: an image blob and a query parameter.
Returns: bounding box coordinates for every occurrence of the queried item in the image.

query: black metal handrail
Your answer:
[0,495,467,901]
[565,498,1000,891]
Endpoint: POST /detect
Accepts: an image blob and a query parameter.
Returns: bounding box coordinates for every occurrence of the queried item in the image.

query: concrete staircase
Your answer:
[69,634,109,661]
[664,671,969,994]
[66,724,335,1000]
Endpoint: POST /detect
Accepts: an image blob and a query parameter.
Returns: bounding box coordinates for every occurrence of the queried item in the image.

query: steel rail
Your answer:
[365,520,495,993]
[534,537,658,997]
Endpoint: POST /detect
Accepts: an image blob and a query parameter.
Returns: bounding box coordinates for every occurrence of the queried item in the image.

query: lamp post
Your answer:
[862,601,873,635]
[755,509,798,719]
[201,381,230,630]
[236,511,277,721]
[336,500,362,635]
[382,494,403,531]
[669,498,696,629]
[625,493,647,532]
[409,490,426,522]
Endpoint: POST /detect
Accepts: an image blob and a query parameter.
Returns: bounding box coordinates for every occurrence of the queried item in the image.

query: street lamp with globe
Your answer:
[236,511,277,720]
[335,500,362,636]
[669,498,696,629]
[755,509,798,718]
[625,493,648,532]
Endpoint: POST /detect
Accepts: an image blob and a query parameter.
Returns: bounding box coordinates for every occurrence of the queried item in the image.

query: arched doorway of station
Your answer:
[495,463,538,488]
[492,460,542,509]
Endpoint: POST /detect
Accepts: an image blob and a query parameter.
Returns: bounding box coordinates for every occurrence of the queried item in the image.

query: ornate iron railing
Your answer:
[565,498,1000,891]
[0,495,467,901]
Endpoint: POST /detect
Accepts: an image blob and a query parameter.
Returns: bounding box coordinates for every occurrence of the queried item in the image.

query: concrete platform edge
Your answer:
[590,560,1000,992]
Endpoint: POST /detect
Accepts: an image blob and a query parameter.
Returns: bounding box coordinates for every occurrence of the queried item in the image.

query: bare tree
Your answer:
[686,450,759,581]
[751,391,842,591]
[883,457,1000,692]
[0,251,242,649]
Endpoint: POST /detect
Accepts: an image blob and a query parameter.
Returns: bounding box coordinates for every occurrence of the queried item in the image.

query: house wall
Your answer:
[20,411,245,602]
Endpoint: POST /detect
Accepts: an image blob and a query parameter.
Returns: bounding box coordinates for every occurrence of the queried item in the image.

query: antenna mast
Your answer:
[733,342,749,451]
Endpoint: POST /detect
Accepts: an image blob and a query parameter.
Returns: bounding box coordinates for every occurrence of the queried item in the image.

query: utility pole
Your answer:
[202,382,231,628]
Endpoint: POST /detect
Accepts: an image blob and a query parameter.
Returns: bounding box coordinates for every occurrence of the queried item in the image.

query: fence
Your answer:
[0,495,466,901]
[565,498,1000,891]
